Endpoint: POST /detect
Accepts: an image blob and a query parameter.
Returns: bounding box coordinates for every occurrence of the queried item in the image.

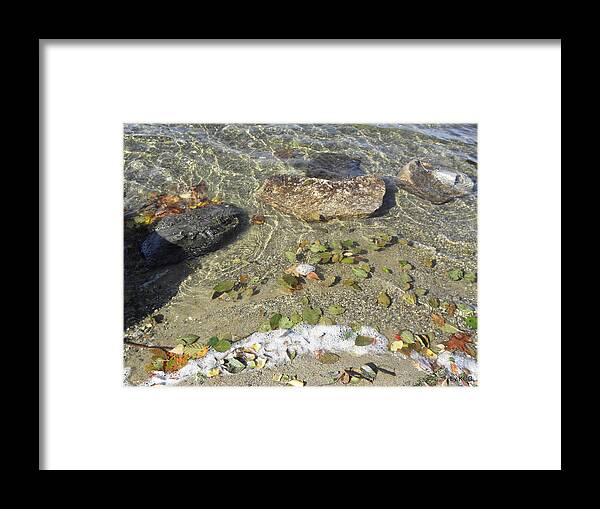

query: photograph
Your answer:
[123,123,478,387]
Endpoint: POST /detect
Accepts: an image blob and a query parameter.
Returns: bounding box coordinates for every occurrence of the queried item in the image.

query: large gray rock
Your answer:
[257,174,386,222]
[140,204,241,267]
[396,159,475,204]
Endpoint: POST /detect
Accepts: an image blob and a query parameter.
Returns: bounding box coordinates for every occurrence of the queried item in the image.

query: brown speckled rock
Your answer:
[257,174,386,222]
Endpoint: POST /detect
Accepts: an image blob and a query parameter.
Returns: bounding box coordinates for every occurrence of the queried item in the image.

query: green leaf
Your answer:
[447,268,464,281]
[290,312,303,325]
[398,272,413,284]
[317,352,340,364]
[428,297,440,308]
[400,330,415,344]
[258,321,272,332]
[341,257,356,264]
[318,316,335,326]
[342,278,361,291]
[382,266,392,274]
[208,336,219,347]
[270,313,282,329]
[355,335,374,346]
[464,272,477,283]
[213,280,236,293]
[377,292,391,308]
[327,305,345,316]
[177,334,200,345]
[223,357,246,373]
[279,274,299,289]
[402,292,417,306]
[284,251,297,263]
[442,323,461,334]
[465,316,478,329]
[213,339,232,352]
[309,242,327,253]
[399,260,413,271]
[352,267,369,279]
[301,295,310,306]
[359,363,378,382]
[457,303,475,317]
[423,257,436,268]
[302,306,322,325]
[322,275,337,287]
[341,239,354,249]
[414,287,428,297]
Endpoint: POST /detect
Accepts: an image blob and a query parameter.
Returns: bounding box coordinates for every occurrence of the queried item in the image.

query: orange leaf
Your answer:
[444,333,473,353]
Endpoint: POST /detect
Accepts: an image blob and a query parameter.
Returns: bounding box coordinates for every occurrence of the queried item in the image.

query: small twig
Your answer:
[124,340,174,351]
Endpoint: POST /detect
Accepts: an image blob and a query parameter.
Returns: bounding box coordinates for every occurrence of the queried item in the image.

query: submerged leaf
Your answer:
[316,351,340,364]
[302,306,322,325]
[399,260,413,271]
[327,305,345,316]
[400,330,415,344]
[355,335,375,346]
[431,314,445,327]
[390,340,404,352]
[377,292,391,308]
[322,275,337,287]
[213,280,236,293]
[213,339,232,352]
[428,297,440,308]
[352,267,369,279]
[464,272,477,283]
[177,334,200,345]
[318,316,335,326]
[445,332,473,353]
[442,323,461,334]
[270,313,282,329]
[279,316,294,329]
[402,292,417,306]
[447,268,464,281]
[465,316,478,329]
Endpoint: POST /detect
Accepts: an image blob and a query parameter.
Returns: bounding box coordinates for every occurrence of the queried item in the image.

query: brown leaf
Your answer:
[431,313,446,327]
[250,214,266,225]
[306,271,320,281]
[444,333,473,353]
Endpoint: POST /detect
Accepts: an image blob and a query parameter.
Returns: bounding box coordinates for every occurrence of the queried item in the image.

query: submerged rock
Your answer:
[303,152,364,180]
[257,174,386,221]
[141,204,241,267]
[396,159,474,204]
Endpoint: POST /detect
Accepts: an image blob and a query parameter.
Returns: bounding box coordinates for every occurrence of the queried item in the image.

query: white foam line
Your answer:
[138,323,477,386]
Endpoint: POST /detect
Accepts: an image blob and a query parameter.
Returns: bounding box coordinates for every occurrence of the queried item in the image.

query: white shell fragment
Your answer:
[292,263,316,276]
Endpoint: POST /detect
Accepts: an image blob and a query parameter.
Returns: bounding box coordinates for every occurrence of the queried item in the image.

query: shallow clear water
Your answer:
[124,123,477,287]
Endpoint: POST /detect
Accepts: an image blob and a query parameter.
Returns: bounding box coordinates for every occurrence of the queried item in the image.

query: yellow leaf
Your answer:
[169,344,184,355]
[422,348,437,359]
[207,368,220,378]
[390,340,404,352]
[192,345,210,359]
[287,379,306,387]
